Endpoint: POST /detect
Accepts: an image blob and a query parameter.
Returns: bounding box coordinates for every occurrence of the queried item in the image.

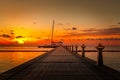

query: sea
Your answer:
[0,46,120,74]
[0,46,53,74]
[78,46,120,71]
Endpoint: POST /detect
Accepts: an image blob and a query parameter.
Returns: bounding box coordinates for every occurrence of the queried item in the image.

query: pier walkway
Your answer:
[0,47,120,80]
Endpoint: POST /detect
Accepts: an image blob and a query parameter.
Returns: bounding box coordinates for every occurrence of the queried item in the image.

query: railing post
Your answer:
[81,44,86,57]
[69,45,70,51]
[70,45,72,51]
[96,43,105,66]
[66,45,68,50]
[65,45,67,49]
[72,45,74,53]
[64,45,66,48]
[68,45,70,51]
[75,45,78,54]
[68,45,69,49]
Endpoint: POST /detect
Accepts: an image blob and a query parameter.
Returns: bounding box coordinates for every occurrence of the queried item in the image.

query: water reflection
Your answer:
[0,52,45,73]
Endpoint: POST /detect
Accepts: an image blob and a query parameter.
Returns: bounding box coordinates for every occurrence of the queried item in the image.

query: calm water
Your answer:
[0,47,53,74]
[0,46,120,74]
[0,46,53,51]
[78,46,120,71]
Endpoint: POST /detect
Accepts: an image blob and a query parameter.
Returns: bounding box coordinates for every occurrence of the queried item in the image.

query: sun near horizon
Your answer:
[16,39,25,44]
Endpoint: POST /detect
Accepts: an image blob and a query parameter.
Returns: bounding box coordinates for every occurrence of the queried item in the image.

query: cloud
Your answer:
[37,37,41,39]
[98,27,120,35]
[72,27,77,30]
[16,36,25,38]
[86,38,120,40]
[82,27,120,35]
[55,32,82,38]
[63,28,71,30]
[83,28,98,32]
[109,25,120,27]
[0,34,25,39]
[63,27,77,31]
[56,27,120,38]
[57,23,64,26]
[0,34,11,38]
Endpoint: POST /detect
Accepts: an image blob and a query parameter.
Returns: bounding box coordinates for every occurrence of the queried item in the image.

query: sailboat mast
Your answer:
[51,20,55,45]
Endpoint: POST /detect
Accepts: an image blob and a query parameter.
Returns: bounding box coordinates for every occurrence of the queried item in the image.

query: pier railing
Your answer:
[64,43,112,66]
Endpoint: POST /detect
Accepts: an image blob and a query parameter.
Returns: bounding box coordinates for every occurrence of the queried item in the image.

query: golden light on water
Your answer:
[0,52,45,73]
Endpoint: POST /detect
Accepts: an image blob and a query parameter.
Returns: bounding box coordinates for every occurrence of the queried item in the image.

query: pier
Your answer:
[0,46,120,80]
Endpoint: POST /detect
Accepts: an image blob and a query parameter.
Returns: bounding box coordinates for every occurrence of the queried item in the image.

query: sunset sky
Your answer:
[0,0,120,46]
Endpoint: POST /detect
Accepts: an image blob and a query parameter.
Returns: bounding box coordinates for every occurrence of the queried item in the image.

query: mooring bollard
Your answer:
[81,44,86,57]
[75,45,78,54]
[96,43,105,66]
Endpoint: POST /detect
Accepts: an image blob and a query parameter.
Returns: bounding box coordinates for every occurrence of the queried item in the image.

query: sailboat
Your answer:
[38,20,59,48]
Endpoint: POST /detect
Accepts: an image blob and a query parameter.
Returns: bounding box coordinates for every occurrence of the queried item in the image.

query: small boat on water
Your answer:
[38,45,58,48]
[38,20,63,48]
[38,41,63,48]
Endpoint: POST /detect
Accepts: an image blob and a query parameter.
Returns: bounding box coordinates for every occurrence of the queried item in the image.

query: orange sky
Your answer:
[0,0,120,46]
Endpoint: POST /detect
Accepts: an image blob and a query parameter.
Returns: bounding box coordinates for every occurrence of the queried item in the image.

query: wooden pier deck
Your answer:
[0,46,120,80]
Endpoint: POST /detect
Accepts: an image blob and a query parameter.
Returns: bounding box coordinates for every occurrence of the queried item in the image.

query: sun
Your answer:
[17,39,24,44]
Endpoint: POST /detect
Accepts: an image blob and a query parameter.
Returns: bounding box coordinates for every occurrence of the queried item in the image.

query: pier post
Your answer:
[72,45,74,53]
[64,45,66,48]
[67,45,69,50]
[75,45,78,54]
[69,45,71,51]
[65,45,68,50]
[96,43,105,66]
[70,45,72,51]
[68,45,70,50]
[66,45,69,50]
[81,44,86,57]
